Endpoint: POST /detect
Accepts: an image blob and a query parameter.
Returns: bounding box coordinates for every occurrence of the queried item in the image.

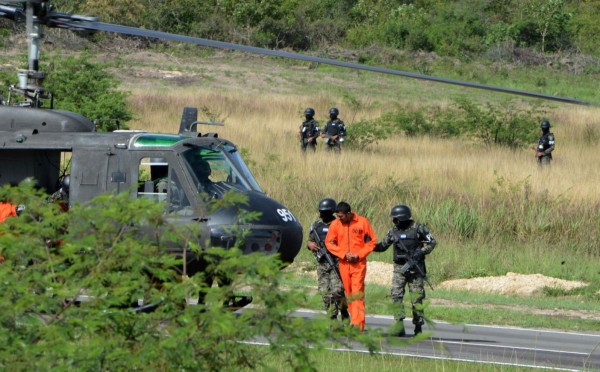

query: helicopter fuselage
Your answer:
[0,106,303,270]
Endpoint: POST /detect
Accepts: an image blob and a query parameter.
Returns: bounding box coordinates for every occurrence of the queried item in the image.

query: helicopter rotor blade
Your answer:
[0,3,24,21]
[43,19,591,106]
[1,0,592,106]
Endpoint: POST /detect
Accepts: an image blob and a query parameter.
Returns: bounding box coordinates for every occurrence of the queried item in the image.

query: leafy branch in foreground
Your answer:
[0,183,389,370]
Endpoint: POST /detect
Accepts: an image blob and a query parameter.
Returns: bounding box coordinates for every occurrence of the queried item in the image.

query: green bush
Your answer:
[44,53,132,131]
[452,98,544,149]
[0,182,381,369]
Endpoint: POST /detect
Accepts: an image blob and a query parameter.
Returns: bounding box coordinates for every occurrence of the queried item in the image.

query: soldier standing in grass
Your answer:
[535,120,555,166]
[299,107,320,152]
[374,205,436,336]
[322,107,346,152]
[306,198,349,322]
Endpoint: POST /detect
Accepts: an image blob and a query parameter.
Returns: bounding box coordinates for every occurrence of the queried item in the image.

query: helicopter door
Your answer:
[137,157,191,214]
[70,147,110,203]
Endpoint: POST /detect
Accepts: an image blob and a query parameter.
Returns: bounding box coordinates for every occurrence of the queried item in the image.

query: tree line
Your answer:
[24,0,595,58]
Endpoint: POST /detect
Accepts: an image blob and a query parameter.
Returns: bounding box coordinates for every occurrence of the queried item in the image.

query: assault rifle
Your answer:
[394,232,434,291]
[310,226,342,281]
[398,253,434,291]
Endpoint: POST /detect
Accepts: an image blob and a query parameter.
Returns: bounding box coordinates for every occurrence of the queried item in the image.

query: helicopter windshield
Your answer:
[182,146,262,194]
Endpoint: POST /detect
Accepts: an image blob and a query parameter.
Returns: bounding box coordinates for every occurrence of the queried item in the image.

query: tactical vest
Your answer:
[311,220,338,263]
[325,119,344,136]
[392,225,421,264]
[312,220,330,242]
[537,133,555,153]
[300,120,317,138]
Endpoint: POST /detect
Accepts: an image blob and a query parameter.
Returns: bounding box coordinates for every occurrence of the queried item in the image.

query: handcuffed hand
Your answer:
[345,252,359,263]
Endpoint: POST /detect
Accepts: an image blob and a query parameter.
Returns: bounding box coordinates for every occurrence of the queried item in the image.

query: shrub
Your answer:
[44,53,132,131]
[0,182,379,369]
[452,98,544,149]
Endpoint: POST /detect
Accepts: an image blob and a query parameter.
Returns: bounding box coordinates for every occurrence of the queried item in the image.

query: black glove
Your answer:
[412,249,425,260]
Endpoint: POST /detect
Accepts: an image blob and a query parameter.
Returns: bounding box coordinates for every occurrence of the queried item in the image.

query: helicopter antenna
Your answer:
[178,107,225,134]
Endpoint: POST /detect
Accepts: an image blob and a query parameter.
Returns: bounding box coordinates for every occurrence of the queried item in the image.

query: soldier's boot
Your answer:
[390,321,406,337]
[337,297,350,324]
[323,296,332,317]
[330,302,339,320]
[414,323,422,335]
[340,307,350,322]
[413,316,424,336]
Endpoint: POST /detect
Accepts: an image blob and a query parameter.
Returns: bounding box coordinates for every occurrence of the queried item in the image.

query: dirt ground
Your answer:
[291,261,600,321]
[295,261,589,295]
[365,261,587,296]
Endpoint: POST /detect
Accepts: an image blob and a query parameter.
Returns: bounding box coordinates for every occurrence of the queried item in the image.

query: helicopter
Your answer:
[0,1,306,309]
[0,1,591,294]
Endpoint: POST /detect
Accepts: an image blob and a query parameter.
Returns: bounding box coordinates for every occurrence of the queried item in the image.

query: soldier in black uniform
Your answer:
[322,108,346,152]
[299,107,320,152]
[306,198,349,322]
[535,120,555,166]
[374,205,436,336]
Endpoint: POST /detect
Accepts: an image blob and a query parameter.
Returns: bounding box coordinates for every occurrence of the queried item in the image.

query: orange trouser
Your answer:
[339,260,367,330]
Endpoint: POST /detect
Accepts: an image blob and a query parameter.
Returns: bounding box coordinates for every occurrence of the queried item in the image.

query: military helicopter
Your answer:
[0,1,591,281]
[0,0,306,297]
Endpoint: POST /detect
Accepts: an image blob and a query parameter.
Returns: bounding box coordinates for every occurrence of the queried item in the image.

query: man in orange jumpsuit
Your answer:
[325,201,376,331]
[0,201,24,263]
[0,201,19,223]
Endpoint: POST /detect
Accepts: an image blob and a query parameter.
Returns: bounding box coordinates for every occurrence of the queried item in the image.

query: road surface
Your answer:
[294,309,600,371]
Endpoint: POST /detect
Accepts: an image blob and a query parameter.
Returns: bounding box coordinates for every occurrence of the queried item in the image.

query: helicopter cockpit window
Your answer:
[138,157,190,213]
[182,147,261,195]
[226,146,262,192]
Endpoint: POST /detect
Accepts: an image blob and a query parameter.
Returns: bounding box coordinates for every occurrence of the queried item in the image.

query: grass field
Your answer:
[110,51,600,333]
[1,40,599,369]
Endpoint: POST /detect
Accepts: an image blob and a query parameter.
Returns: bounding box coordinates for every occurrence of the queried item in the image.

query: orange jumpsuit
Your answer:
[325,213,376,330]
[0,202,18,263]
[0,202,17,223]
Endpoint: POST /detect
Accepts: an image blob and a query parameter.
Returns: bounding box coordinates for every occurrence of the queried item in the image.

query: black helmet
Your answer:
[540,120,551,130]
[318,198,337,212]
[304,107,315,117]
[390,204,411,221]
[329,107,339,119]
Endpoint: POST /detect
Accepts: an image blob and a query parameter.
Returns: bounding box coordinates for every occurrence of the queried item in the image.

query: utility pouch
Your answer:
[393,253,406,264]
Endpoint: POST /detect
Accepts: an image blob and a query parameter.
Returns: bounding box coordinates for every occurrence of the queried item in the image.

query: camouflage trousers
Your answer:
[300,139,317,152]
[391,263,426,325]
[537,155,552,166]
[317,261,347,317]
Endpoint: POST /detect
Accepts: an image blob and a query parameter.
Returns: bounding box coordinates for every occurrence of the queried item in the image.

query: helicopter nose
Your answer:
[275,219,303,264]
[250,195,303,263]
[209,219,302,264]
[208,192,303,264]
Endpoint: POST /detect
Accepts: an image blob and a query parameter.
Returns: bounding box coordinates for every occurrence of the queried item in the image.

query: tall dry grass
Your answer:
[124,67,600,282]
[128,88,600,205]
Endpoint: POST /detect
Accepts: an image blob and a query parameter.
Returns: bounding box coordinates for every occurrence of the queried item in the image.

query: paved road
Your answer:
[295,310,600,371]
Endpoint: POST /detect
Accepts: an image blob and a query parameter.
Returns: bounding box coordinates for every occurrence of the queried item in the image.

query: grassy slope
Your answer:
[113,49,600,331]
[1,44,598,330]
